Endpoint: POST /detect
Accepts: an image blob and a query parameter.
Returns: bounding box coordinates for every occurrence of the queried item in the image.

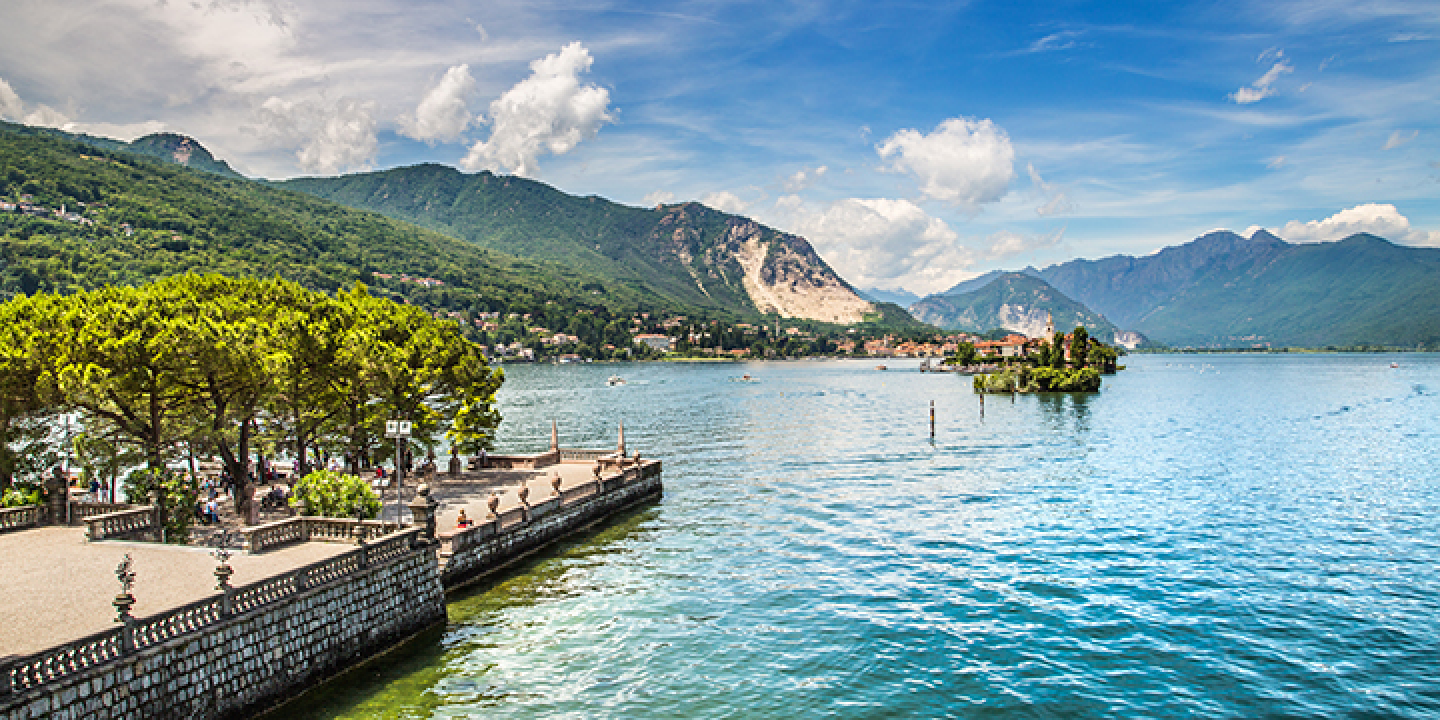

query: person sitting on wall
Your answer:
[456,509,472,528]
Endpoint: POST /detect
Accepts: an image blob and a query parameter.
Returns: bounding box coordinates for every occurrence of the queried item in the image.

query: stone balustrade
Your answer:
[0,526,428,702]
[83,506,157,542]
[0,505,46,534]
[68,503,135,524]
[241,516,402,554]
[438,459,662,590]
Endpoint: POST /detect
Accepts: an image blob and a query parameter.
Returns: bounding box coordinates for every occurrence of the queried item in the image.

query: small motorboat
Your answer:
[607,375,626,386]
[1390,362,1399,368]
[875,365,888,371]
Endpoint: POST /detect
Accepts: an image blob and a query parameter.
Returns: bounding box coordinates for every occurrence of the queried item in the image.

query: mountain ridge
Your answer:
[910,272,1126,343]
[279,164,874,324]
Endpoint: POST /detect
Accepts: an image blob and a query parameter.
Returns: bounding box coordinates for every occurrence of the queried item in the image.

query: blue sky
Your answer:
[1,0,1436,295]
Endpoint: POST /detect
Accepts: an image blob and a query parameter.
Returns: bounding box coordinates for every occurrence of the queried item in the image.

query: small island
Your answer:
[954,323,1121,393]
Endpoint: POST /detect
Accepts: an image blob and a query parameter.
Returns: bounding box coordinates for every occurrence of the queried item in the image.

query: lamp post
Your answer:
[384,419,412,524]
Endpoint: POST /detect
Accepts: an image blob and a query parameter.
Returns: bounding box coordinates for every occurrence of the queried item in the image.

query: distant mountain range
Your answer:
[913,228,1440,349]
[858,287,920,307]
[1028,230,1440,348]
[10,119,1434,348]
[910,273,1127,344]
[279,165,873,324]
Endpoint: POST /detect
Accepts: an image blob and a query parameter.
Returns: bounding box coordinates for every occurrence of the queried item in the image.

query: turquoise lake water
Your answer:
[289,354,1440,718]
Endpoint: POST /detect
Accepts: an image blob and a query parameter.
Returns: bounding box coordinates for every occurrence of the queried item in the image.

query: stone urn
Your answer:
[517,485,530,506]
[551,472,563,497]
[487,493,500,518]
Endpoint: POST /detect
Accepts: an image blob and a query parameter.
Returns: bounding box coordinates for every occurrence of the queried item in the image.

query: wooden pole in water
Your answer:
[979,393,985,419]
[930,400,935,439]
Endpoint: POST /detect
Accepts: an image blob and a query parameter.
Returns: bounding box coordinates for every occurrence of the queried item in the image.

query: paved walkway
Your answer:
[0,527,349,657]
[0,463,650,659]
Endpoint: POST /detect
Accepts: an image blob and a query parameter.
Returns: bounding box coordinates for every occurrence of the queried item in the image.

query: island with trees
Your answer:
[965,325,1122,393]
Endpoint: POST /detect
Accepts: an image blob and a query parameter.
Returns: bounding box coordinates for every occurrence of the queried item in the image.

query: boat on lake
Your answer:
[607,375,626,386]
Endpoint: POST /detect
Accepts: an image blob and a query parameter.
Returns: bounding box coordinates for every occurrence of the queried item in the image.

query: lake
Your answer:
[287,354,1440,718]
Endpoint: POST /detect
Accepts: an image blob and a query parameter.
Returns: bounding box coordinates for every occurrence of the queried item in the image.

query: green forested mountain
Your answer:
[0,123,654,316]
[0,121,243,178]
[909,273,1123,341]
[1031,230,1440,348]
[279,164,875,324]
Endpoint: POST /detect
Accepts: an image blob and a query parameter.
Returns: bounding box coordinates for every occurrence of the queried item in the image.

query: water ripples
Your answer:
[287,355,1440,719]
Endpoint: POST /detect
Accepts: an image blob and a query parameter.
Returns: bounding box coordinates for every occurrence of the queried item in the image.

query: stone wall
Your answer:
[442,461,662,590]
[1,534,445,720]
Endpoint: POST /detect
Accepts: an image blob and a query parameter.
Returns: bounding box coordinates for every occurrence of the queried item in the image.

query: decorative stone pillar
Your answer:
[46,465,65,526]
[517,485,530,522]
[448,451,461,476]
[213,544,234,617]
[617,420,626,457]
[486,493,500,521]
[114,555,137,652]
[551,472,563,497]
[408,483,438,542]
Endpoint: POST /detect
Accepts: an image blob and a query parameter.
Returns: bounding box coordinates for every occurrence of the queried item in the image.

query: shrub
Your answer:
[1,481,45,508]
[290,470,381,519]
[123,468,200,544]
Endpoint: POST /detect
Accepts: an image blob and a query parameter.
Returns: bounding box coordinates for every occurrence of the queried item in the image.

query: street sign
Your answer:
[385,420,412,438]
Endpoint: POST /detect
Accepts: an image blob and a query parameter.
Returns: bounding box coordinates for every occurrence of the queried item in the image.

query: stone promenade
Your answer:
[0,463,617,659]
[0,528,349,657]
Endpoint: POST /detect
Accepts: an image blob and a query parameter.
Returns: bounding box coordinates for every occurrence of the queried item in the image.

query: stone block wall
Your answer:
[442,464,662,590]
[1,543,444,720]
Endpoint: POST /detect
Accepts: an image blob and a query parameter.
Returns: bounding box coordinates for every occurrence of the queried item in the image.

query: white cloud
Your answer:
[1230,60,1294,104]
[1267,155,1287,169]
[461,42,612,177]
[642,190,675,206]
[773,196,972,295]
[398,64,477,144]
[783,165,827,192]
[1026,163,1073,217]
[700,191,749,214]
[1272,203,1440,246]
[23,104,71,129]
[877,116,1015,209]
[0,78,23,121]
[257,96,377,175]
[984,228,1065,258]
[1383,129,1418,150]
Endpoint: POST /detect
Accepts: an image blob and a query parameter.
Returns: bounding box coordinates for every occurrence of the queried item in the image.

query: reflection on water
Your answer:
[285,355,1440,719]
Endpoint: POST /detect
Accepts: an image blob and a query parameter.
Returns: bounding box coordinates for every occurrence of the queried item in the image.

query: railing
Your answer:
[559,448,614,462]
[1,526,424,697]
[241,517,402,553]
[69,503,135,524]
[84,506,157,542]
[480,451,559,470]
[0,505,46,533]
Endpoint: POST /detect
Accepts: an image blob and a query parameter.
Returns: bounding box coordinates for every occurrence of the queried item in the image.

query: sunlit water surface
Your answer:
[287,354,1440,718]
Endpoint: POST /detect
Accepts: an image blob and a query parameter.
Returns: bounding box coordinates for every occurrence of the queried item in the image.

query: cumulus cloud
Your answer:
[984,228,1065,258]
[773,196,972,295]
[877,117,1015,209]
[398,64,477,144]
[642,190,675,206]
[257,96,378,175]
[700,191,750,214]
[1383,129,1418,150]
[1026,163,1074,217]
[783,165,827,192]
[1270,203,1440,246]
[0,78,22,121]
[1231,58,1293,104]
[460,42,612,176]
[1267,156,1287,169]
